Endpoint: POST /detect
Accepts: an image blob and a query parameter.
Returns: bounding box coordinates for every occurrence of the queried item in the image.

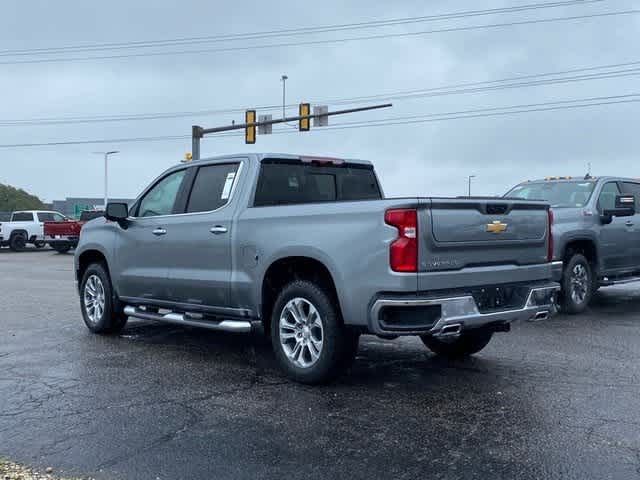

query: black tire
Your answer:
[79,262,127,334]
[9,233,26,252]
[420,329,493,358]
[560,253,593,314]
[52,243,71,254]
[270,280,359,384]
[34,241,46,249]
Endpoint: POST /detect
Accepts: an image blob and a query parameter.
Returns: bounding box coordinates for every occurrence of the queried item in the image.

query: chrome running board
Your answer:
[123,306,252,333]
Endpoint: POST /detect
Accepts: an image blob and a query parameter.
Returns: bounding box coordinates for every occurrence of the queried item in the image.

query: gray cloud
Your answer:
[0,0,638,201]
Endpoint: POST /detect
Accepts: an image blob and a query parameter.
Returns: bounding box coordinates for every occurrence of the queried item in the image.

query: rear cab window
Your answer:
[253,159,382,207]
[11,212,34,222]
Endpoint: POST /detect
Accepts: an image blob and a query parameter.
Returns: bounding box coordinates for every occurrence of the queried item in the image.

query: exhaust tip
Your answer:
[531,311,549,321]
[439,323,462,336]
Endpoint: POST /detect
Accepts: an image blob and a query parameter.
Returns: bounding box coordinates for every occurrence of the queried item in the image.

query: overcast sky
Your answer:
[0,0,638,202]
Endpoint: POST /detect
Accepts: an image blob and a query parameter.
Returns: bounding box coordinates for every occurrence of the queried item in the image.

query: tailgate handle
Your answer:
[486,204,509,215]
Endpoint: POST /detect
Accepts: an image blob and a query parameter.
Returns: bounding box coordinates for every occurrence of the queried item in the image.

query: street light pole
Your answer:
[281,74,288,119]
[93,151,119,208]
[468,175,476,197]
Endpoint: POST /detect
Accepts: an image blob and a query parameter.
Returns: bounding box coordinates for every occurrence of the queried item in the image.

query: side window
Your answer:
[622,182,640,209]
[11,212,34,222]
[37,213,55,222]
[137,169,187,218]
[186,163,240,213]
[37,213,65,222]
[597,182,621,212]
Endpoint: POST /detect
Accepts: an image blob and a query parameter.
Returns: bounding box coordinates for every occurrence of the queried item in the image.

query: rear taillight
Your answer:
[547,208,554,262]
[385,208,418,272]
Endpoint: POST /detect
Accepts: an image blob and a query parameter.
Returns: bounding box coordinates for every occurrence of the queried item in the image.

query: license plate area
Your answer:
[471,285,529,313]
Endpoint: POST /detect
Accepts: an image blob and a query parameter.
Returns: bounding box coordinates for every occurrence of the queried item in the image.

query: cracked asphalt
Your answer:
[1,249,640,479]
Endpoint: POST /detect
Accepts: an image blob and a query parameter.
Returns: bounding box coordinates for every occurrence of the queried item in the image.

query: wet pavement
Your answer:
[1,249,639,479]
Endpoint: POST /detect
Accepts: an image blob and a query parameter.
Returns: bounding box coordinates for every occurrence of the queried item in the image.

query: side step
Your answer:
[600,275,640,287]
[123,306,252,333]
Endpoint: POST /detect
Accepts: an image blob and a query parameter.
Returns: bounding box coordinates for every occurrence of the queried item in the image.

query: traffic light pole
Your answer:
[190,103,392,160]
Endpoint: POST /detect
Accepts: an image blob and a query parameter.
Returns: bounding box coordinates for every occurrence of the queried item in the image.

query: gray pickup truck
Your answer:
[75,153,558,383]
[506,176,638,313]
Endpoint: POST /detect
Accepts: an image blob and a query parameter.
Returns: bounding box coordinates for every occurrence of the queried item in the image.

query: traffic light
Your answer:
[245,110,256,144]
[299,103,311,131]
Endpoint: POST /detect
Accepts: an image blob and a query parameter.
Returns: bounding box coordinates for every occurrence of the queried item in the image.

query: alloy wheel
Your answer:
[84,274,106,324]
[570,263,589,305]
[279,297,324,368]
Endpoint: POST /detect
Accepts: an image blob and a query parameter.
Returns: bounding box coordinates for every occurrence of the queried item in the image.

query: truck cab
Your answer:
[506,176,639,313]
[0,210,67,251]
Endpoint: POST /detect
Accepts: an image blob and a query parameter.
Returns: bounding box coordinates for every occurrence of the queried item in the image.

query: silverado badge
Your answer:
[486,220,508,234]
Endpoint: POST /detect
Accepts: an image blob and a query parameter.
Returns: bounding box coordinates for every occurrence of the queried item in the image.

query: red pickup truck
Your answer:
[44,210,103,253]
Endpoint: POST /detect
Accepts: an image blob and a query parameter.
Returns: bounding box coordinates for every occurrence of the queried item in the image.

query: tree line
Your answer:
[0,183,46,212]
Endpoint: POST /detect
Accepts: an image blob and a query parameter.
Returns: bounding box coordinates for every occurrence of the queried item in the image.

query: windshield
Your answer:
[505,181,596,208]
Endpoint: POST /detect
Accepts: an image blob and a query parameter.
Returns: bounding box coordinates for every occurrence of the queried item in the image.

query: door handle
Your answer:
[210,226,228,234]
[625,220,634,227]
[152,227,167,236]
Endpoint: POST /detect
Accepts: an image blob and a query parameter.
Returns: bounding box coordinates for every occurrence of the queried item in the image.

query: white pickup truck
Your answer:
[0,210,67,251]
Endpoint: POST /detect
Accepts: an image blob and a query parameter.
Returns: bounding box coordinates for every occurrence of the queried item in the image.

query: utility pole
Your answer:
[281,75,288,119]
[191,103,392,159]
[93,151,119,208]
[468,175,476,197]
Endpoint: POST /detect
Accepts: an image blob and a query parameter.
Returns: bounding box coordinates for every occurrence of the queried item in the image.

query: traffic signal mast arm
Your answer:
[191,102,392,159]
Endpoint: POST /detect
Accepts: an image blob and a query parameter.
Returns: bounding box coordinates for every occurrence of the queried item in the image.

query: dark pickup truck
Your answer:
[45,210,103,253]
[506,176,638,313]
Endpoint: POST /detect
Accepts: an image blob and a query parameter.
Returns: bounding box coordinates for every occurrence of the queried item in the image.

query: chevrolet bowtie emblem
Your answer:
[486,220,508,233]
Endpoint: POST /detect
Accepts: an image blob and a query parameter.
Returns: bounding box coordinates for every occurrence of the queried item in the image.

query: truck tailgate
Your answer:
[418,198,549,274]
[44,221,82,236]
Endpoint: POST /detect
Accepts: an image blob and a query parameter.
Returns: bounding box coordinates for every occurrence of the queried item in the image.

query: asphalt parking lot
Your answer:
[1,249,640,479]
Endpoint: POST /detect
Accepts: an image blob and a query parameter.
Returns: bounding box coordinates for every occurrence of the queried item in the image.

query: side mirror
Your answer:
[603,195,636,219]
[105,202,129,227]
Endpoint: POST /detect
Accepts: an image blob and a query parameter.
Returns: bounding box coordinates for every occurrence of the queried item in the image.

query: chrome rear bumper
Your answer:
[369,283,559,337]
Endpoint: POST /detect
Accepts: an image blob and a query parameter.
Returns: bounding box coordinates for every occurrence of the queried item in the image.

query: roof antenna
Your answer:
[584,162,592,180]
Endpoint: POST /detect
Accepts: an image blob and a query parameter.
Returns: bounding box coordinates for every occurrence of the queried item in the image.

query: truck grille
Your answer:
[471,285,529,313]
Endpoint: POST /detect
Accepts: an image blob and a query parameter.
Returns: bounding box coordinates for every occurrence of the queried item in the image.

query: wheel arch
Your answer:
[562,237,599,276]
[260,255,343,335]
[9,229,28,238]
[77,249,111,287]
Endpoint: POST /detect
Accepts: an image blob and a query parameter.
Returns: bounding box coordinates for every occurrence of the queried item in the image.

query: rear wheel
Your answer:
[560,253,593,314]
[9,233,26,252]
[270,280,359,384]
[420,329,493,358]
[34,241,46,249]
[80,262,127,334]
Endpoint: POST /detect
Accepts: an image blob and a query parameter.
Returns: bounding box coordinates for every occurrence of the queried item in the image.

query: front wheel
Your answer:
[421,329,493,358]
[270,280,359,384]
[80,262,127,334]
[34,241,46,249]
[560,253,593,314]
